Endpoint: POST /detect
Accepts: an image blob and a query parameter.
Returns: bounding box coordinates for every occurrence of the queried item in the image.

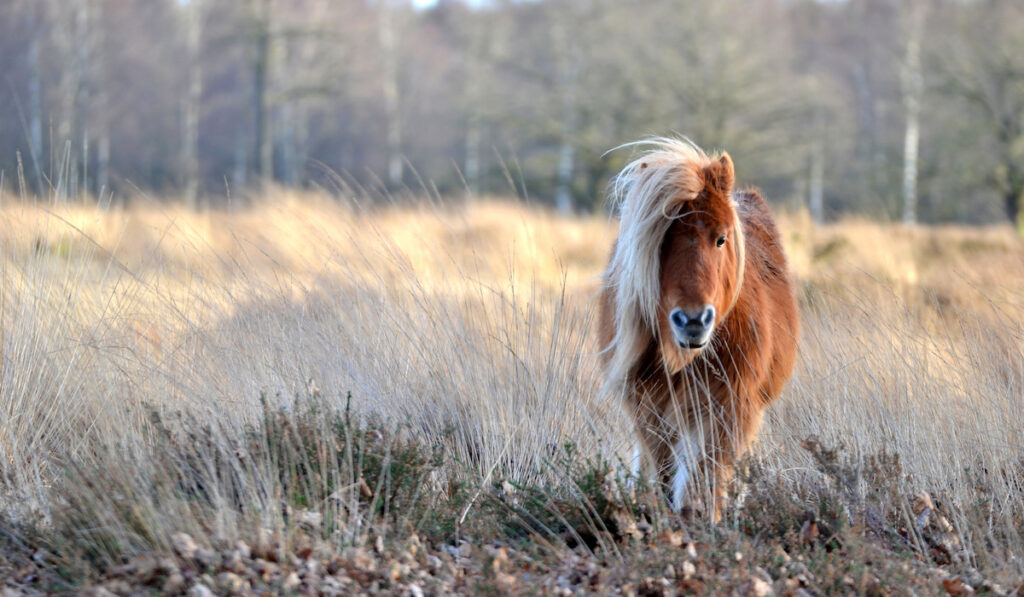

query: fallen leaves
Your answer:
[942,575,975,596]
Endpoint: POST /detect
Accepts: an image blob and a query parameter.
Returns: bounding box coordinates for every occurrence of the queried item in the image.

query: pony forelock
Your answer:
[601,137,745,392]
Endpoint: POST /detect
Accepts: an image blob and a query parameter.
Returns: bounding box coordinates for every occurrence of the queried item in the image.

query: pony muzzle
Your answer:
[670,306,715,348]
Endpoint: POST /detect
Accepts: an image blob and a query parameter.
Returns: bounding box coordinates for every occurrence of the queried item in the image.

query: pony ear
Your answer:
[703,153,735,195]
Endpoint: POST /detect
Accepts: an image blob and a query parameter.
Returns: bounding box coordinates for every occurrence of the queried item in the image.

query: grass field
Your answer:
[0,192,1022,594]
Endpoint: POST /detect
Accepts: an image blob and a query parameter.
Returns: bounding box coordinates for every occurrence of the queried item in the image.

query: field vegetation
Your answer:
[0,192,1021,594]
[2,0,1023,593]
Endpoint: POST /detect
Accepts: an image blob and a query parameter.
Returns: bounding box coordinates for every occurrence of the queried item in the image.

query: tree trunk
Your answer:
[850,62,878,207]
[74,0,92,200]
[25,2,44,195]
[93,0,109,200]
[464,114,481,197]
[809,109,825,225]
[555,139,575,215]
[52,0,84,201]
[233,56,250,193]
[279,2,320,189]
[552,11,579,215]
[280,102,297,186]
[555,67,577,214]
[1006,162,1024,236]
[97,133,109,198]
[809,142,825,226]
[461,13,491,198]
[252,0,273,181]
[463,61,482,197]
[233,130,248,193]
[900,0,924,225]
[900,106,921,225]
[1008,190,1022,235]
[1015,194,1023,238]
[995,114,1024,234]
[183,0,203,208]
[378,0,402,188]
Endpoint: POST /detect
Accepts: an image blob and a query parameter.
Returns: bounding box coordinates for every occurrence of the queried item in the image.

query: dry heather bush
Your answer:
[0,193,1021,581]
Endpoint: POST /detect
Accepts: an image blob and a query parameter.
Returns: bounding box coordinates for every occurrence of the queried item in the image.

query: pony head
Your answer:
[602,138,745,383]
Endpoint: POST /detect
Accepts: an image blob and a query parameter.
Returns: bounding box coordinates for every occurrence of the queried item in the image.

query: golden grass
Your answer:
[0,193,1022,575]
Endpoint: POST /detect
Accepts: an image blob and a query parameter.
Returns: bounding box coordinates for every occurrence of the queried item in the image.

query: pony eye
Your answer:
[716,234,727,248]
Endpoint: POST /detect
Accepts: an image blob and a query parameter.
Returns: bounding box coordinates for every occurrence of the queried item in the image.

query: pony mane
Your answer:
[601,137,746,391]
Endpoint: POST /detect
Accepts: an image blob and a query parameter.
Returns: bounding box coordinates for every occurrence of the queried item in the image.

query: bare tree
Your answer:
[551,7,580,215]
[378,0,403,188]
[49,0,88,199]
[458,8,489,197]
[182,0,204,208]
[258,0,275,181]
[237,0,276,182]
[901,0,926,225]
[937,0,1024,233]
[809,109,827,226]
[21,0,45,194]
[277,0,333,187]
[0,0,1019,221]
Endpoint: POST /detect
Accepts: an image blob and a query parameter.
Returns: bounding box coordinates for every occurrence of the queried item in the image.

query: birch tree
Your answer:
[182,0,204,208]
[900,0,925,225]
[378,0,403,188]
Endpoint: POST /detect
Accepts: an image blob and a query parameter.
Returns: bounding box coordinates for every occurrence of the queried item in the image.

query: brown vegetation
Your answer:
[0,194,1021,593]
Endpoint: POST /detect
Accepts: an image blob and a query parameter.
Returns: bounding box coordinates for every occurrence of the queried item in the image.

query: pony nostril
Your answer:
[700,306,716,327]
[670,308,687,329]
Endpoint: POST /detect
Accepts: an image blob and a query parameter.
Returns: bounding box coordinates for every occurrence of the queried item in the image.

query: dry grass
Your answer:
[0,192,1022,591]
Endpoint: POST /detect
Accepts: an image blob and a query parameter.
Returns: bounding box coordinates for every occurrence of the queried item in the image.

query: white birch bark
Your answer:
[378,0,402,187]
[183,0,203,208]
[901,0,925,225]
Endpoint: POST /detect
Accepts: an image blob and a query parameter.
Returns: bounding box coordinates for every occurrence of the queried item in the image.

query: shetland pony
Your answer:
[598,138,799,521]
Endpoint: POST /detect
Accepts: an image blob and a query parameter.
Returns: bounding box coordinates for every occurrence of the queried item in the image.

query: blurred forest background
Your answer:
[0,0,1022,228]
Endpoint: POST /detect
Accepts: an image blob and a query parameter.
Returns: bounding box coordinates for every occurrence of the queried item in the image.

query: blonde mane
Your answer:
[601,137,746,392]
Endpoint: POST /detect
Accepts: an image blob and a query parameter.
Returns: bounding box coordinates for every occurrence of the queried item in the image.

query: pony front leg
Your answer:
[630,412,679,505]
[668,431,703,512]
[705,406,764,522]
[630,442,643,480]
[621,441,645,493]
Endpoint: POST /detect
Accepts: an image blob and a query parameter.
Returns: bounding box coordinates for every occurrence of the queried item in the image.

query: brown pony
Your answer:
[598,138,799,521]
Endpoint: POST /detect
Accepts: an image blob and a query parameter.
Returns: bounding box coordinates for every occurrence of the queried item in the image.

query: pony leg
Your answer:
[631,410,678,504]
[622,441,644,492]
[670,433,701,512]
[630,442,644,480]
[706,406,764,523]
